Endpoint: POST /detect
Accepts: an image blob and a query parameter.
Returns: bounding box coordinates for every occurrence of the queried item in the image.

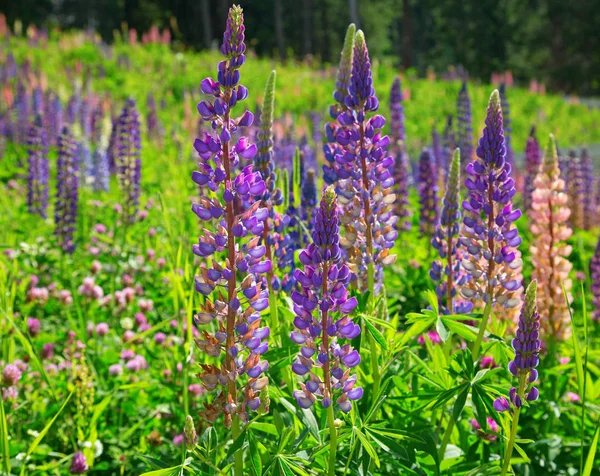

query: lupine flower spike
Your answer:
[580,148,594,230]
[457,82,473,167]
[116,98,141,224]
[55,126,80,254]
[430,149,472,314]
[27,115,49,218]
[389,77,411,231]
[495,281,540,476]
[529,135,572,341]
[590,237,600,321]
[191,6,271,438]
[417,147,439,238]
[566,153,585,230]
[523,126,541,214]
[461,90,522,358]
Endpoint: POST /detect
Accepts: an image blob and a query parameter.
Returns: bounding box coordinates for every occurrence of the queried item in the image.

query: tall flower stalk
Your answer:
[191,6,270,474]
[566,153,585,229]
[27,115,49,218]
[499,84,513,170]
[457,82,473,167]
[494,281,540,476]
[430,149,472,314]
[55,126,79,254]
[417,147,439,239]
[523,126,541,214]
[116,98,141,224]
[290,186,361,476]
[389,77,411,231]
[334,30,396,398]
[529,135,572,341]
[460,90,522,359]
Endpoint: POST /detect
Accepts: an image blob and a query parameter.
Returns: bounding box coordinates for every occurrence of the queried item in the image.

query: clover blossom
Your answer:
[417,148,439,238]
[430,149,472,314]
[390,77,411,231]
[523,126,541,214]
[55,126,79,254]
[457,82,473,166]
[291,186,362,412]
[334,30,397,290]
[116,98,141,223]
[529,135,573,340]
[494,280,540,414]
[26,115,49,218]
[460,90,522,356]
[591,237,600,321]
[323,23,355,185]
[191,5,271,429]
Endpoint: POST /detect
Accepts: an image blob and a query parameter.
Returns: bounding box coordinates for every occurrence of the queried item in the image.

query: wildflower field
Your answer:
[1,7,600,476]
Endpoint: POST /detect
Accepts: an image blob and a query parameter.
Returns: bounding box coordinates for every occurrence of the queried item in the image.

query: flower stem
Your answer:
[327,404,337,476]
[232,414,244,475]
[472,298,492,360]
[438,416,455,460]
[367,261,381,399]
[500,407,521,476]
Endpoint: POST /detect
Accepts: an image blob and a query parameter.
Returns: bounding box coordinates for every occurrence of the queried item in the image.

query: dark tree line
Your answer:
[2,0,599,95]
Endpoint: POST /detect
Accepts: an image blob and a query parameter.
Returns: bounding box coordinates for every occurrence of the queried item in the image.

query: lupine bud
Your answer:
[529,135,573,340]
[494,281,540,412]
[184,415,197,450]
[430,149,472,314]
[291,187,361,412]
[390,77,411,231]
[460,90,522,315]
[27,115,49,218]
[192,5,270,428]
[457,82,473,166]
[55,126,79,254]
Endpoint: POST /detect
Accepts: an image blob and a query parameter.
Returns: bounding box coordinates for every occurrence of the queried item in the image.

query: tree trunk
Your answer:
[274,0,286,61]
[200,0,212,49]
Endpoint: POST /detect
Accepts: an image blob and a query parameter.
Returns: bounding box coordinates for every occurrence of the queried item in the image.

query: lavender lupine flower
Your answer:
[335,30,397,290]
[192,5,271,428]
[580,148,594,230]
[460,90,522,319]
[390,77,411,231]
[92,148,110,192]
[566,153,584,230]
[301,169,318,231]
[91,103,104,146]
[27,115,49,218]
[457,82,473,167]
[523,126,541,214]
[55,126,79,253]
[323,23,355,185]
[417,148,439,237]
[499,84,513,170]
[69,451,88,474]
[591,237,600,321]
[147,93,158,139]
[291,186,362,412]
[430,149,473,314]
[48,92,63,146]
[116,99,141,223]
[494,281,540,412]
[79,98,91,139]
[16,83,30,143]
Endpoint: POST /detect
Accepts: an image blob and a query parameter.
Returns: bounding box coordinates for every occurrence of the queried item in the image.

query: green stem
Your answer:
[327,404,337,476]
[438,417,455,460]
[472,299,493,360]
[500,407,521,476]
[232,414,244,475]
[367,262,381,398]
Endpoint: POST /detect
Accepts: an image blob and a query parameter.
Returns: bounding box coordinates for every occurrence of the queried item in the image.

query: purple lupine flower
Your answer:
[91,102,104,146]
[147,93,158,139]
[390,77,411,231]
[301,168,317,230]
[27,115,49,218]
[48,92,63,146]
[32,86,43,117]
[192,5,270,429]
[460,90,523,313]
[323,23,355,185]
[65,93,80,126]
[494,281,540,411]
[16,83,30,144]
[55,126,79,253]
[580,148,594,230]
[566,152,585,230]
[430,149,473,314]
[591,237,600,321]
[92,148,110,192]
[417,148,439,237]
[69,451,88,474]
[334,30,397,290]
[442,115,456,179]
[523,126,541,214]
[291,186,361,412]
[499,84,513,170]
[79,98,91,139]
[432,125,443,180]
[457,82,473,167]
[116,98,141,223]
